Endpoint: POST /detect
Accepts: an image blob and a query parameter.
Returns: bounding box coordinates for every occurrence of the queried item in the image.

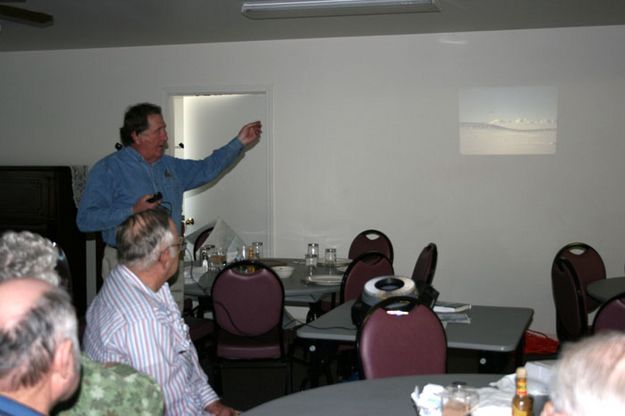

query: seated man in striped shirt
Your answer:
[83,208,236,416]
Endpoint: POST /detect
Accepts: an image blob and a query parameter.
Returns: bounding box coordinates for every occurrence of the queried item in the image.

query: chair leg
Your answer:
[285,361,292,395]
[212,362,223,396]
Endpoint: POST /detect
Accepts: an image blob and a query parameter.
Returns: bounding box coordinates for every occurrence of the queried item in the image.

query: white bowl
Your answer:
[272,265,294,279]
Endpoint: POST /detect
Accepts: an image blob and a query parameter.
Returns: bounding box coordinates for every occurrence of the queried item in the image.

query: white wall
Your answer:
[181,94,271,247]
[1,25,624,334]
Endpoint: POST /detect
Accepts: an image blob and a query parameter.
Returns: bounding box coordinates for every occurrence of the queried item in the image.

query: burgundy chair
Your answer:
[311,252,394,383]
[54,244,73,295]
[190,226,216,320]
[551,257,589,342]
[411,243,438,286]
[555,242,606,313]
[182,298,215,356]
[211,260,290,394]
[348,229,394,263]
[193,226,215,260]
[357,296,447,379]
[340,252,394,304]
[593,294,625,333]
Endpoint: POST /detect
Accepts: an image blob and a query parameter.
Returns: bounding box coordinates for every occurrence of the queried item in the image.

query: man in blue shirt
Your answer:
[76,102,261,278]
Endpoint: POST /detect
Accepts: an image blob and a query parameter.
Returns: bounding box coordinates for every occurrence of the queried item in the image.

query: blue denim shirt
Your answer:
[76,138,243,246]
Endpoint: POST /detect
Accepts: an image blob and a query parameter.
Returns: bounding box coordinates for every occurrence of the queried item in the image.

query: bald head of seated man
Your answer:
[541,331,625,416]
[0,278,80,416]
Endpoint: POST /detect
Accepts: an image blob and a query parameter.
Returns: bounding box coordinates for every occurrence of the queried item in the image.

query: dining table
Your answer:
[183,258,348,319]
[296,299,533,385]
[244,373,500,416]
[587,276,625,303]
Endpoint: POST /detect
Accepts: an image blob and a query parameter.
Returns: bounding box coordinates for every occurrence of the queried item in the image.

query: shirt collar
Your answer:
[118,265,169,302]
[122,146,163,166]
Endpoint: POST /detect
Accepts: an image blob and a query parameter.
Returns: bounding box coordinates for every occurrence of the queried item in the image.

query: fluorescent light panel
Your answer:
[241,0,440,19]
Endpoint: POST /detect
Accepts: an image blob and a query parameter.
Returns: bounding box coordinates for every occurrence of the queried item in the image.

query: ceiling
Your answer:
[1,0,625,52]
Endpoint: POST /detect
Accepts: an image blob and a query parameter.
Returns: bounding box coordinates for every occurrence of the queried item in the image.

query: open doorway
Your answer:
[166,92,272,256]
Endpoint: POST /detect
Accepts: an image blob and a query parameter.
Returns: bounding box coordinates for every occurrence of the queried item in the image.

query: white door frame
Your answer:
[161,85,274,256]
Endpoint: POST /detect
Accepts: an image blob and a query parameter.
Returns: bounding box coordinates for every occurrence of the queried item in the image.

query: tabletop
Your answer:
[244,373,500,416]
[587,276,625,303]
[184,258,343,303]
[297,300,534,353]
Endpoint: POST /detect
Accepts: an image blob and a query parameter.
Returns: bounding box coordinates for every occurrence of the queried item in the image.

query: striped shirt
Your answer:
[83,265,218,415]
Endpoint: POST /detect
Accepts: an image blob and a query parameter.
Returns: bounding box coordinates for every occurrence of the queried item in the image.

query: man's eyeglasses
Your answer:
[166,237,185,254]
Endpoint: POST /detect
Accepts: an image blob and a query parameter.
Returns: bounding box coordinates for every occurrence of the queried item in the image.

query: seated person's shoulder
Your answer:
[52,356,163,416]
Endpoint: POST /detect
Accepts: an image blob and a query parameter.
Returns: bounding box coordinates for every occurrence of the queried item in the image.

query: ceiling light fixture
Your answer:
[241,0,439,19]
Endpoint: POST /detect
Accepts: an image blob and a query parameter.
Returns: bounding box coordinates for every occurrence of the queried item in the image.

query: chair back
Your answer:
[555,242,606,312]
[212,261,284,337]
[193,226,215,260]
[411,243,438,286]
[211,261,290,393]
[551,257,588,342]
[340,252,394,304]
[348,229,394,263]
[593,294,625,333]
[54,244,73,295]
[357,296,446,379]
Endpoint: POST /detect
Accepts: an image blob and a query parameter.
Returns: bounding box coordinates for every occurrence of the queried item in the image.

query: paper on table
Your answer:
[434,301,472,313]
[198,218,245,261]
[436,312,471,324]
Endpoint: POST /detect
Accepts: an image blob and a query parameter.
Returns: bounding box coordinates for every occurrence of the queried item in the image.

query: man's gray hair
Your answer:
[116,208,175,270]
[550,331,625,416]
[0,231,60,286]
[0,283,79,391]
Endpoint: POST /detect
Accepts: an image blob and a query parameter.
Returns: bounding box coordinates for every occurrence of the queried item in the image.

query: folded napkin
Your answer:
[491,362,552,396]
[472,387,512,416]
[411,384,445,416]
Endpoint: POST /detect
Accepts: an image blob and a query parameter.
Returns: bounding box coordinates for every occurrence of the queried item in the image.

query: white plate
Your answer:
[317,257,351,266]
[272,265,294,279]
[307,275,342,286]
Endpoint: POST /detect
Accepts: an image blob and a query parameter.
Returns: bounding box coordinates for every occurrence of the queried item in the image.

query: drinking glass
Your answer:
[252,242,264,259]
[200,244,214,270]
[440,382,479,416]
[305,253,317,267]
[325,248,337,265]
[238,245,248,260]
[209,247,226,271]
[307,243,319,258]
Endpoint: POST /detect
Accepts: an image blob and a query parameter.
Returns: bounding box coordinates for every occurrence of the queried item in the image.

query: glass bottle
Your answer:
[512,367,533,416]
[200,245,213,271]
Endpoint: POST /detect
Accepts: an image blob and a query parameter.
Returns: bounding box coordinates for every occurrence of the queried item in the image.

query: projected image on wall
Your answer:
[459,86,557,155]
